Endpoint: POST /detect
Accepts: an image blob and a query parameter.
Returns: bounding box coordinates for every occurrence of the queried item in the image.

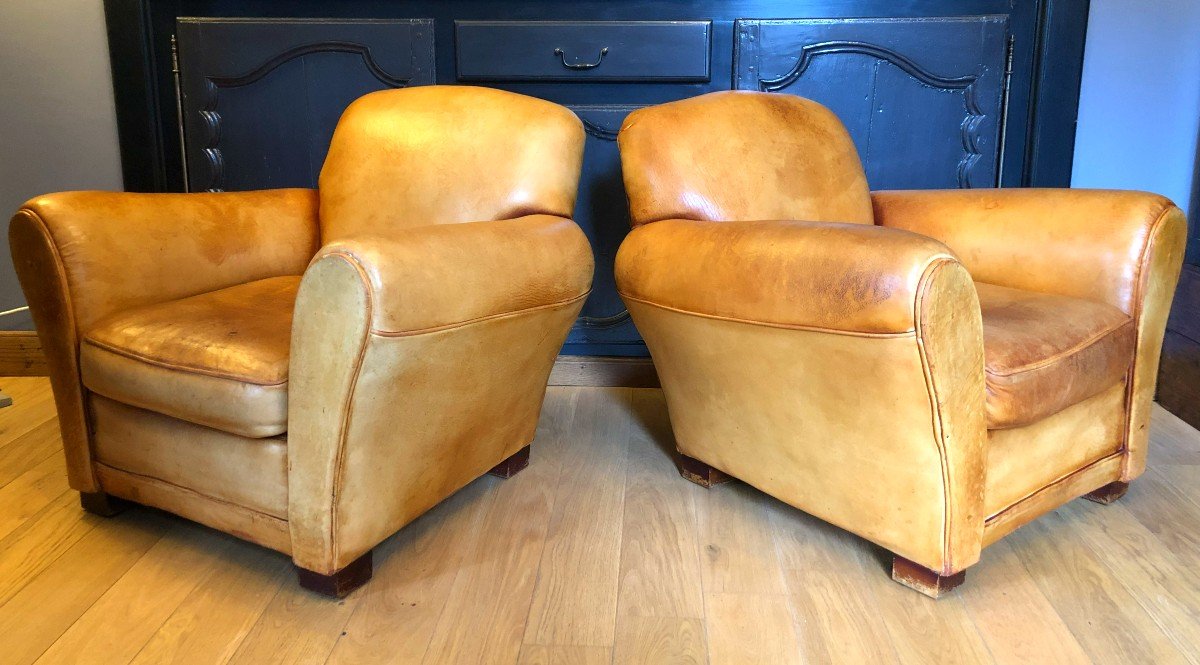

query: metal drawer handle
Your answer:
[553,46,609,70]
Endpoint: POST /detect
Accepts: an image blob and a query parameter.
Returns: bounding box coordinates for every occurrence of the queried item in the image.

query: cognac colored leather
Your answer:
[10,85,591,580]
[81,276,298,438]
[615,90,1187,587]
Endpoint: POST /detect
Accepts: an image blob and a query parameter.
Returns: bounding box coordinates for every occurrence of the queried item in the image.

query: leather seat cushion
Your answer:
[80,276,299,438]
[978,282,1135,429]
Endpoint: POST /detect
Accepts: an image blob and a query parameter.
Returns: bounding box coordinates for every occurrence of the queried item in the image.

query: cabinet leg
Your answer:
[80,491,130,517]
[296,550,373,598]
[891,555,966,599]
[677,453,734,488]
[487,445,530,479]
[1083,481,1129,505]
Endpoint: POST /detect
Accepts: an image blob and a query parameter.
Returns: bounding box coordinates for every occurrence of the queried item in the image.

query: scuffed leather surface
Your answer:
[617,91,873,226]
[872,188,1176,315]
[8,190,317,491]
[319,86,584,243]
[317,215,593,334]
[289,251,586,573]
[90,395,288,519]
[80,277,297,438]
[97,463,292,554]
[622,257,986,574]
[984,382,1126,517]
[977,282,1135,429]
[615,218,956,334]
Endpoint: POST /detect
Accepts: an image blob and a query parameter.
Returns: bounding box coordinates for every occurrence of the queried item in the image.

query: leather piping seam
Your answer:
[19,208,99,486]
[982,450,1124,524]
[1120,204,1176,472]
[320,252,375,568]
[80,338,289,387]
[982,317,1135,378]
[370,290,591,337]
[95,461,289,522]
[617,293,917,338]
[912,258,962,573]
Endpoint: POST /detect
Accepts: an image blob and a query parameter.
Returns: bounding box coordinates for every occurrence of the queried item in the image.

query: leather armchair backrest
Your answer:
[318,85,585,243]
[616,90,873,227]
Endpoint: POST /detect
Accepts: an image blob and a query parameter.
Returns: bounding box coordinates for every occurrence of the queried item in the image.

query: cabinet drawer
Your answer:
[455,21,711,81]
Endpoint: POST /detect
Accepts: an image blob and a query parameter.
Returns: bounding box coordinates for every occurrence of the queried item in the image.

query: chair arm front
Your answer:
[873,188,1188,479]
[287,214,592,574]
[9,189,319,491]
[616,218,988,574]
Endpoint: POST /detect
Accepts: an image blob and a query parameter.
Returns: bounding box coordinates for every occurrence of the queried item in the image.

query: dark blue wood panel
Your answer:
[735,17,1009,190]
[455,21,711,82]
[565,105,643,350]
[176,18,434,191]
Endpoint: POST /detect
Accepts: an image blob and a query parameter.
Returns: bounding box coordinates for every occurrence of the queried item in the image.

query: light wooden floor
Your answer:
[1,377,1200,664]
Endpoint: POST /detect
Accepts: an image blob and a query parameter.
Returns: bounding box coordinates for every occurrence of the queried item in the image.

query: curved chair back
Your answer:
[319,85,584,243]
[617,91,873,227]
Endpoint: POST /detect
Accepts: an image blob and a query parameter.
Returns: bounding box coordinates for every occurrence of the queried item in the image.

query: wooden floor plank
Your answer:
[1008,510,1188,664]
[0,418,61,489]
[420,390,577,664]
[614,389,705,621]
[0,491,101,605]
[35,522,242,665]
[517,644,612,665]
[612,616,706,665]
[0,510,171,665]
[705,592,803,665]
[0,453,70,540]
[961,539,1091,665]
[0,378,57,442]
[128,538,291,665]
[1060,500,1200,661]
[522,387,632,648]
[767,500,900,664]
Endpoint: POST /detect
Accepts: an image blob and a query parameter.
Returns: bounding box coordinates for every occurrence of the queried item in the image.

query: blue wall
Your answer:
[1072,0,1200,237]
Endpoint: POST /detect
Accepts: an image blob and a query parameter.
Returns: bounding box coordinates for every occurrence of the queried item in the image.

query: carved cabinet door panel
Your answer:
[735,17,1009,190]
[176,18,434,192]
[563,105,643,353]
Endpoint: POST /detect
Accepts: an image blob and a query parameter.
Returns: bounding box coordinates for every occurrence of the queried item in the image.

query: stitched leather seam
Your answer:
[19,208,100,487]
[95,462,289,522]
[320,252,375,568]
[1120,204,1176,474]
[982,450,1125,523]
[617,293,918,338]
[81,337,289,387]
[370,290,591,337]
[912,258,961,573]
[983,317,1135,378]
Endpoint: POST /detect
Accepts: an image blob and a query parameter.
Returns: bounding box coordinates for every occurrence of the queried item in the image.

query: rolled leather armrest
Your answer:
[616,217,988,574]
[8,189,319,492]
[313,214,593,334]
[615,218,959,334]
[287,214,592,573]
[871,188,1186,316]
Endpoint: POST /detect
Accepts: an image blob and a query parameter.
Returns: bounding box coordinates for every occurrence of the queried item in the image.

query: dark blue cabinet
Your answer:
[735,17,1009,190]
[176,18,434,191]
[106,0,1090,359]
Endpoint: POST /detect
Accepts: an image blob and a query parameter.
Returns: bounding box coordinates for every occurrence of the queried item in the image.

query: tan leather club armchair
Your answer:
[614,91,1186,597]
[9,86,593,597]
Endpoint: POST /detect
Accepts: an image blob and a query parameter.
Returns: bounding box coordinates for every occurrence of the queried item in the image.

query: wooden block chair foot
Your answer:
[614,91,1187,597]
[891,556,967,599]
[12,86,593,597]
[487,445,531,479]
[296,550,373,598]
[677,453,734,488]
[79,491,131,518]
[1083,481,1130,505]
